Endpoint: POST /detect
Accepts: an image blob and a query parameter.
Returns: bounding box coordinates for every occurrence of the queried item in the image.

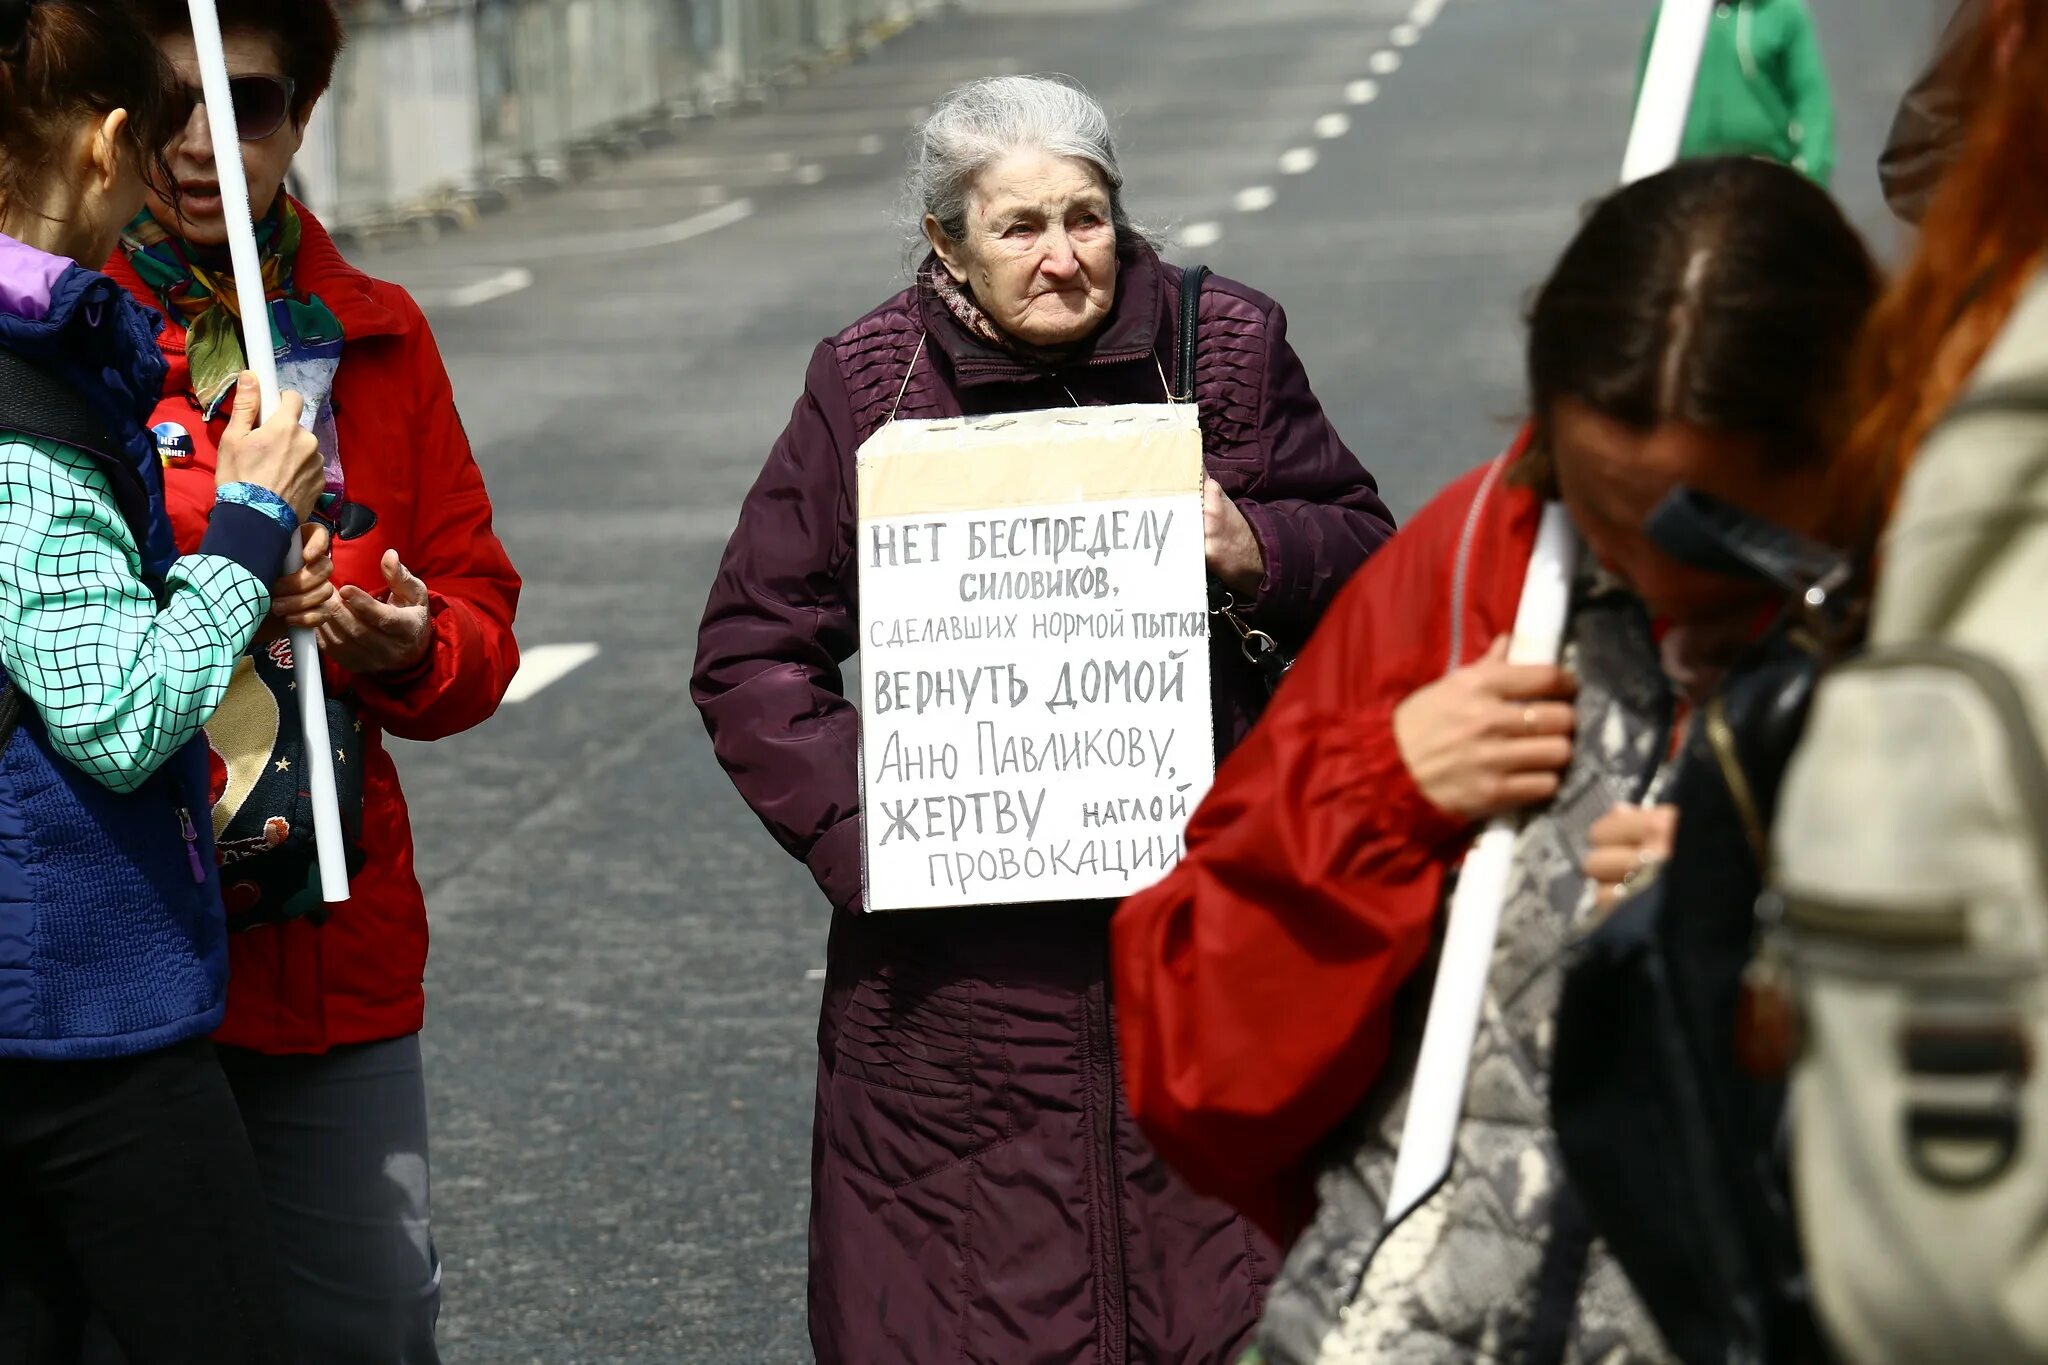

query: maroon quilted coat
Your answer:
[693,242,1396,1364]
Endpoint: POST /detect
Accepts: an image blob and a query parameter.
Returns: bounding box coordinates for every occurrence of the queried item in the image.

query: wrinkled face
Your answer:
[926,148,1119,348]
[1549,398,1828,626]
[149,30,306,246]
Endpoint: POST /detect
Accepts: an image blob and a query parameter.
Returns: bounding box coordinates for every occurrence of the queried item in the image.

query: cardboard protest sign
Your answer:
[856,404,1214,911]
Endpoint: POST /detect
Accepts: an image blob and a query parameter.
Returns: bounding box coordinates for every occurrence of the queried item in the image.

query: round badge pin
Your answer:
[153,421,195,468]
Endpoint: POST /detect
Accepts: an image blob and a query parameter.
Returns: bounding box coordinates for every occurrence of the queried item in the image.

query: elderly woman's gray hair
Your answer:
[907,75,1136,246]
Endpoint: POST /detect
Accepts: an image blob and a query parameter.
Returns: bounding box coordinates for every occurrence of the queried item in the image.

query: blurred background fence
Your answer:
[294,0,950,235]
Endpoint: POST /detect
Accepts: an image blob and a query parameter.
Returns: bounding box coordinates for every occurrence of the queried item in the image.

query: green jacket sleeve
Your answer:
[0,434,272,793]
[1776,0,1837,185]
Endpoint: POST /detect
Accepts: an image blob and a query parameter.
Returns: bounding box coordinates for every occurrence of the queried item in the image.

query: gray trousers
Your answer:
[84,1034,442,1365]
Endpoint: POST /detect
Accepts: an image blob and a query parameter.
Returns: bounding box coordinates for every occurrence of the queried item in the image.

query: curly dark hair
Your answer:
[132,0,345,125]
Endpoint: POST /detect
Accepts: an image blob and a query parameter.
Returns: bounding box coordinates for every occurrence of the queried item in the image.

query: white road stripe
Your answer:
[1178,221,1223,249]
[805,968,828,982]
[1314,112,1353,140]
[1345,79,1381,105]
[1278,147,1319,175]
[1234,185,1277,213]
[1391,22,1421,47]
[503,643,600,704]
[1411,0,1447,25]
[444,267,534,309]
[1370,50,1402,74]
[547,199,755,261]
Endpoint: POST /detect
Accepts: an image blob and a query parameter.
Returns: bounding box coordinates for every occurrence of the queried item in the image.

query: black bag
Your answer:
[1550,488,1855,1365]
[205,632,366,929]
[1177,262,1293,697]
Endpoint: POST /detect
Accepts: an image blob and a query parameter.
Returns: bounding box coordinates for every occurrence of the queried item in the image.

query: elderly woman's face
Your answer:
[150,30,306,246]
[927,148,1118,348]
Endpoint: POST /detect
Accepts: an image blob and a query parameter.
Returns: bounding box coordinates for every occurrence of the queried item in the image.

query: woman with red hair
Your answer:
[1776,2,2048,1359]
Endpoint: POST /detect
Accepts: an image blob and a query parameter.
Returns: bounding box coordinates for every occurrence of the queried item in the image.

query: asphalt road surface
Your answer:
[354,0,1942,1357]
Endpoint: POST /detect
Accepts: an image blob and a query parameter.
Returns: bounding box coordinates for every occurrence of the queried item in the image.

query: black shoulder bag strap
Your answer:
[1175,264,1211,401]
[0,352,138,751]
[1177,265,1293,697]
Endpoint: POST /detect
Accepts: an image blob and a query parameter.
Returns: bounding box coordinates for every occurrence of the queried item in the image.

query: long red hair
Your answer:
[1834,0,2048,544]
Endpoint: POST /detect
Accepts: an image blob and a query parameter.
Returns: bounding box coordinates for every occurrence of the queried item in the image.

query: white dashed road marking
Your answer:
[1234,185,1277,212]
[449,268,533,308]
[1278,147,1319,175]
[503,644,601,704]
[1314,113,1353,140]
[1346,79,1381,104]
[1179,221,1223,249]
[1391,23,1421,47]
[541,199,755,262]
[1369,50,1402,74]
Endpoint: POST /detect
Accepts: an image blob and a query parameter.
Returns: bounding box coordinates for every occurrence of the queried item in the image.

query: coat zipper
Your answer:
[1089,973,1129,1365]
[176,806,207,884]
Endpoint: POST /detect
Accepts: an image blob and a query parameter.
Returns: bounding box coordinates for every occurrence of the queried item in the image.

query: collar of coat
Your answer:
[102,199,407,354]
[916,238,1169,388]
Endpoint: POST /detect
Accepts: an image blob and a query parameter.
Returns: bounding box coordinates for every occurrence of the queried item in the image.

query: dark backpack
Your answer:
[1549,488,1853,1365]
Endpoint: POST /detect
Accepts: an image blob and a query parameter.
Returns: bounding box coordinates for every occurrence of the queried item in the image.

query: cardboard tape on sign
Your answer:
[857,403,1203,521]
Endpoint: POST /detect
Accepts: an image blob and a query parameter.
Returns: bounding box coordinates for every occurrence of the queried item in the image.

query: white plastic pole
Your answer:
[1381,0,1714,1231]
[187,0,349,903]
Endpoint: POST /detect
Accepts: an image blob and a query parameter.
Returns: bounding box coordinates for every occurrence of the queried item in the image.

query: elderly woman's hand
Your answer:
[1393,636,1578,823]
[1584,802,1680,914]
[1204,478,1265,598]
[267,525,337,631]
[316,551,433,676]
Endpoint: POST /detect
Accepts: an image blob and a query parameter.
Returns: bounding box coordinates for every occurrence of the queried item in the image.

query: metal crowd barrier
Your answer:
[297,0,951,233]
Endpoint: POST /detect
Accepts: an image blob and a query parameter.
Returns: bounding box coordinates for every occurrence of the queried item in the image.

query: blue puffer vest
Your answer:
[0,236,229,1060]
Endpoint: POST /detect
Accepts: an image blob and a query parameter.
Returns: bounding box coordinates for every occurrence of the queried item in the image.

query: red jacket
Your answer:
[106,209,521,1054]
[1111,448,1542,1241]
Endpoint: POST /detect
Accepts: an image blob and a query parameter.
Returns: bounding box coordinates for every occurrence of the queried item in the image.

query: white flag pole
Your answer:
[1381,0,1714,1231]
[186,0,349,904]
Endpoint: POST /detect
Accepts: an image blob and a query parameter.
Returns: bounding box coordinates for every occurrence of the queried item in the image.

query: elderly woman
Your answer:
[693,75,1395,1364]
[95,2,521,1360]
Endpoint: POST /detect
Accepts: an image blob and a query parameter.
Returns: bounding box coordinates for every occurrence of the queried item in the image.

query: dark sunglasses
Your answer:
[174,73,298,142]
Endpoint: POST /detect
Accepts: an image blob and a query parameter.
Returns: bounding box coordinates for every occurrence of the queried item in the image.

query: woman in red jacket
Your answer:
[1114,159,1880,1362]
[105,3,521,1360]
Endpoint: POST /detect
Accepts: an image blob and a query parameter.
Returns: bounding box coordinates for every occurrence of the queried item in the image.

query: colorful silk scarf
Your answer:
[122,200,346,499]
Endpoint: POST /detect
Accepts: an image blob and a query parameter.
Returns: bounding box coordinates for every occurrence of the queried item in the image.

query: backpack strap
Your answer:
[1175,264,1211,403]
[1937,378,2048,428]
[0,351,138,755]
[0,350,126,460]
[1644,485,1853,610]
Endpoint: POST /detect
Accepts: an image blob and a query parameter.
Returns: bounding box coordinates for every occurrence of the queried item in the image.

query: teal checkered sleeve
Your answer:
[0,435,269,793]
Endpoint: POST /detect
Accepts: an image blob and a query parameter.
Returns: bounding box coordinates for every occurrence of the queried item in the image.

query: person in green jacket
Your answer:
[1636,0,1838,186]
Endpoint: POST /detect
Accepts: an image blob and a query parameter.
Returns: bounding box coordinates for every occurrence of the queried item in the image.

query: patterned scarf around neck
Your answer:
[122,199,346,498]
[921,256,1091,369]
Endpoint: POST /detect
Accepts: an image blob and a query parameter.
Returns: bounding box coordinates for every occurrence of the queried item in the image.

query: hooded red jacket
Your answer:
[107,208,521,1054]
[1112,448,1543,1241]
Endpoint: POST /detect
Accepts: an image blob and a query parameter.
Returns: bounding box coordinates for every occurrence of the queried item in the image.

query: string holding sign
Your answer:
[185,0,349,903]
